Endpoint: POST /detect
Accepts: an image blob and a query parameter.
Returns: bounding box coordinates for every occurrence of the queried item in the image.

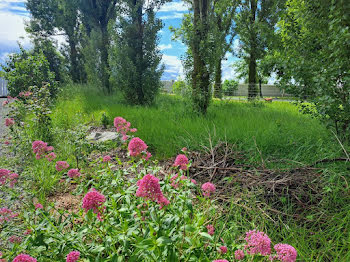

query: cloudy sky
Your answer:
[0,0,238,80]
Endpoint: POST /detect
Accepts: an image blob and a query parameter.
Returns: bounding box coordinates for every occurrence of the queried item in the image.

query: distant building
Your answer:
[161,80,175,93]
[0,77,8,97]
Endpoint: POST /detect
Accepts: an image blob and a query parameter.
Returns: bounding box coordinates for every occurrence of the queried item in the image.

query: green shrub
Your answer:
[172,79,191,97]
[2,48,57,97]
[222,79,238,96]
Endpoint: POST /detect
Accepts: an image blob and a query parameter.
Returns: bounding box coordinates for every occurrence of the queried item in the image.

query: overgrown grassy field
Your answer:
[53,84,341,165]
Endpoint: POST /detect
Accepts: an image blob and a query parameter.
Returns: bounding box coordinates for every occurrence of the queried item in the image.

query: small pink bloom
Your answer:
[130,128,137,133]
[66,251,80,262]
[218,246,228,254]
[46,146,54,152]
[128,137,148,157]
[67,169,81,178]
[235,249,245,260]
[202,182,216,197]
[45,152,57,162]
[82,189,106,220]
[103,155,112,162]
[181,147,187,152]
[35,203,43,210]
[274,243,297,262]
[244,230,271,256]
[2,100,9,106]
[4,140,10,145]
[207,224,215,236]
[9,235,22,243]
[191,179,197,184]
[143,151,152,161]
[136,174,169,208]
[56,161,69,172]
[5,118,14,127]
[173,154,189,170]
[13,254,37,262]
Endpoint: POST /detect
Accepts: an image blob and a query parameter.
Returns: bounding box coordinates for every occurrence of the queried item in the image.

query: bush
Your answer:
[172,79,191,97]
[222,79,238,96]
[2,47,57,98]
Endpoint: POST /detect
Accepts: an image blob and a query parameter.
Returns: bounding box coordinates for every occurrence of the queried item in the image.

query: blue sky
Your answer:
[0,0,238,81]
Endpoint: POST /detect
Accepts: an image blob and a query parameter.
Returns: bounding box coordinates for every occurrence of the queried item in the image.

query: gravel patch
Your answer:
[0,98,8,156]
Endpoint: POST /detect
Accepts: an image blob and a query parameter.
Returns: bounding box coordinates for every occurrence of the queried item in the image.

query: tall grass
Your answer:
[52,84,339,164]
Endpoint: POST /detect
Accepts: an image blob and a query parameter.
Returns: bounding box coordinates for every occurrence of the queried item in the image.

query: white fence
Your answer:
[0,77,8,97]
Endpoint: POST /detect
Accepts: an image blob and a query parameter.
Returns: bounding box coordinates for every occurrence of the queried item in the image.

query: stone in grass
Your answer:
[86,132,120,143]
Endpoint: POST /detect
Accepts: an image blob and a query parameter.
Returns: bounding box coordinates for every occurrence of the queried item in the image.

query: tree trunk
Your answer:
[135,0,144,104]
[259,79,263,98]
[68,38,79,83]
[100,25,111,94]
[192,0,210,114]
[248,0,258,99]
[214,58,222,99]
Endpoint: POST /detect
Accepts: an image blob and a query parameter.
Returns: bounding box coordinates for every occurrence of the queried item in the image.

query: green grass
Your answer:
[52,84,340,165]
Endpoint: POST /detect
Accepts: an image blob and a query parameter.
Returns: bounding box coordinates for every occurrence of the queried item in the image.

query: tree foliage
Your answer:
[110,0,167,105]
[1,47,57,97]
[276,0,350,140]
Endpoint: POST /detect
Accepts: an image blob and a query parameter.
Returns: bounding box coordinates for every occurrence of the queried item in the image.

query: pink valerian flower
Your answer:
[173,154,189,170]
[9,235,22,243]
[2,100,9,106]
[0,207,18,224]
[82,189,106,220]
[235,249,245,260]
[67,169,81,178]
[56,161,70,172]
[181,147,187,152]
[32,140,54,159]
[13,254,37,262]
[35,203,43,210]
[202,182,216,197]
[244,230,271,256]
[103,155,112,162]
[218,246,228,254]
[66,251,80,262]
[114,117,137,140]
[170,174,179,188]
[273,244,297,262]
[128,137,148,157]
[136,174,170,209]
[45,152,57,162]
[4,140,10,145]
[0,169,18,187]
[143,151,152,161]
[207,224,215,236]
[5,118,14,127]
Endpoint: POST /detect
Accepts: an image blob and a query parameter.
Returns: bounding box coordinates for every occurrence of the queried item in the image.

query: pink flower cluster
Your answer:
[136,174,170,209]
[19,91,32,98]
[66,251,80,262]
[9,235,22,244]
[173,154,189,170]
[0,207,18,224]
[0,169,18,187]
[32,140,55,160]
[2,100,9,106]
[35,203,43,210]
[5,118,14,127]
[207,224,215,236]
[82,189,106,220]
[128,137,151,160]
[218,246,228,254]
[272,244,297,262]
[235,249,245,260]
[67,169,81,178]
[244,230,272,256]
[103,155,112,163]
[56,161,70,172]
[13,254,37,262]
[114,117,137,141]
[202,182,216,197]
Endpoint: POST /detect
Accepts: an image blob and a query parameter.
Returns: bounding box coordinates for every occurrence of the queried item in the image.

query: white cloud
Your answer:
[159,44,172,50]
[162,54,183,77]
[0,11,30,44]
[159,12,185,20]
[159,1,190,12]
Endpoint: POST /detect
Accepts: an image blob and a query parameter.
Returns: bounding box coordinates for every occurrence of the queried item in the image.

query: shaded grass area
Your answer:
[52,84,340,165]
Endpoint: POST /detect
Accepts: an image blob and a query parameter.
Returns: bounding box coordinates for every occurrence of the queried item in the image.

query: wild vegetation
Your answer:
[0,0,349,261]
